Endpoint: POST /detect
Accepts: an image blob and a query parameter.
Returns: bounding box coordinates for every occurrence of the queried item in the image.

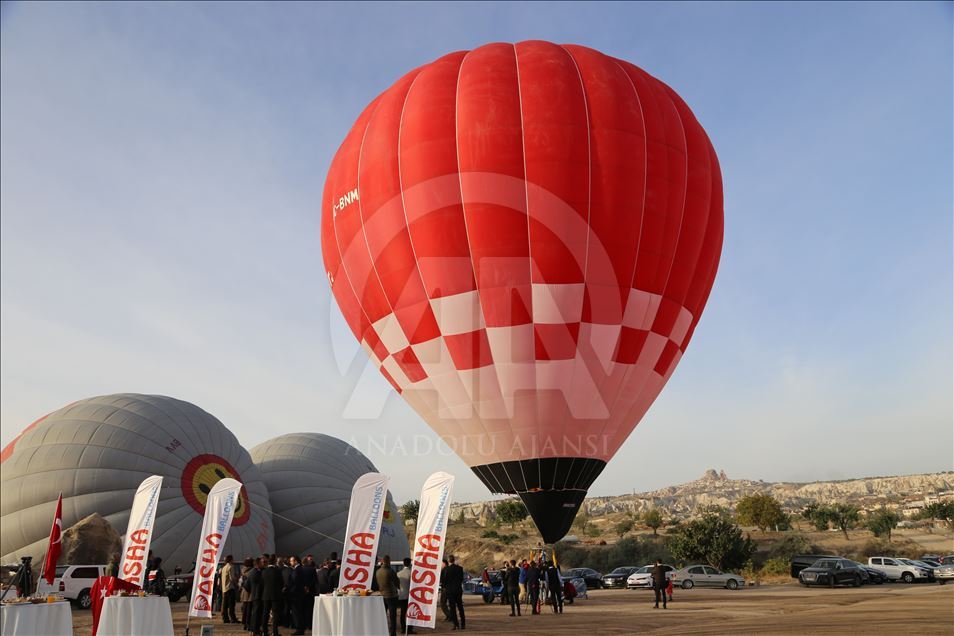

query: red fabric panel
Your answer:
[322,98,380,354]
[398,52,475,300]
[616,61,688,298]
[456,44,532,328]
[534,322,580,360]
[562,45,647,325]
[358,70,440,344]
[515,41,589,285]
[444,329,493,370]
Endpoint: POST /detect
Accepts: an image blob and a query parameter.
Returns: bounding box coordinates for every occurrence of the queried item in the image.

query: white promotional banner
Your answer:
[406,471,455,629]
[338,472,391,591]
[188,478,242,618]
[118,475,163,588]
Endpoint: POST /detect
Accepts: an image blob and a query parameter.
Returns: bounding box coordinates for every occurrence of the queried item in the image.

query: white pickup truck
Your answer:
[867,557,929,583]
[35,565,105,609]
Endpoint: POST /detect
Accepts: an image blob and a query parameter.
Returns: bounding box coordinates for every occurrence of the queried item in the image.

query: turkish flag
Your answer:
[91,576,140,636]
[41,494,63,585]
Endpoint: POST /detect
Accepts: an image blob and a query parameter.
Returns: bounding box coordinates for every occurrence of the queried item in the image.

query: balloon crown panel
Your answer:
[321,41,723,543]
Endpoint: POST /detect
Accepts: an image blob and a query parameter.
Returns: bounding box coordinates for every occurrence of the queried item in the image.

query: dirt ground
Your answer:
[69,583,953,635]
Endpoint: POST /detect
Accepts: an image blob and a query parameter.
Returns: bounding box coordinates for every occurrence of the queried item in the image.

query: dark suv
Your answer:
[798,559,868,587]
[790,554,839,578]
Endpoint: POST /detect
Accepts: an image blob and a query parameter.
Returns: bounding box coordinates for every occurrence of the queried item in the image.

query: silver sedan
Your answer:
[671,565,745,590]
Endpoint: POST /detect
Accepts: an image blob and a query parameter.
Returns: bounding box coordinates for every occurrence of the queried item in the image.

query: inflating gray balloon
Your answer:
[1,394,275,570]
[250,433,409,561]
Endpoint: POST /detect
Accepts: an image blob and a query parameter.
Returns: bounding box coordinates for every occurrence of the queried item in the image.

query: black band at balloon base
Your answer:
[518,489,588,544]
[470,457,607,544]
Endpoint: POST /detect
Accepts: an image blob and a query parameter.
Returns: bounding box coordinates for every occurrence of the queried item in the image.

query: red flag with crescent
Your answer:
[42,494,63,585]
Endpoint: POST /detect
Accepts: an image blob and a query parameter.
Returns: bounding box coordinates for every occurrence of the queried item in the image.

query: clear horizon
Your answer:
[2,1,952,504]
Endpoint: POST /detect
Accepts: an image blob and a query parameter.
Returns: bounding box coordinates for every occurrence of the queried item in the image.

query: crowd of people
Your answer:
[97,550,676,635]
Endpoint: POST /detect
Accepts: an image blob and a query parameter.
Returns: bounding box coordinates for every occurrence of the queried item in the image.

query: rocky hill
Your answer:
[450,470,954,523]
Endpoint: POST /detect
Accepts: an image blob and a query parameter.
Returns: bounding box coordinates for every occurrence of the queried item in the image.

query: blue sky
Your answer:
[1,1,951,503]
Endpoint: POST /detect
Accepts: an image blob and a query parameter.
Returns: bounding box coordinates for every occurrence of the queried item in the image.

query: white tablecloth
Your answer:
[98,596,173,636]
[313,595,388,636]
[1,601,72,636]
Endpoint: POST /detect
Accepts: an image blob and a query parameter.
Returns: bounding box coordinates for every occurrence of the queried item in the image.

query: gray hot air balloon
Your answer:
[249,433,409,561]
[0,394,275,570]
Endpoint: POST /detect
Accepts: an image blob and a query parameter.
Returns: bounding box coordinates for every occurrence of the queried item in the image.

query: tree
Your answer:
[667,513,757,571]
[643,509,663,536]
[495,499,528,529]
[401,499,420,524]
[802,502,828,531]
[917,501,954,529]
[573,509,591,535]
[456,508,466,524]
[735,494,787,531]
[810,504,860,540]
[868,507,901,541]
[616,518,634,538]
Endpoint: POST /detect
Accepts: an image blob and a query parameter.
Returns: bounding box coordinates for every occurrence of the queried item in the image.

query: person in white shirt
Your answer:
[397,557,415,634]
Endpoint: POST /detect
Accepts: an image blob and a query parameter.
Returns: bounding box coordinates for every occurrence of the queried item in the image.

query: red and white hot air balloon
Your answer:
[321,41,723,543]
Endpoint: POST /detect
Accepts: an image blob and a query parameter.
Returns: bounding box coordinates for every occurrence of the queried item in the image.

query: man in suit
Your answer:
[261,555,286,635]
[444,555,465,630]
[439,559,451,621]
[247,557,265,636]
[506,559,521,616]
[299,556,317,631]
[287,556,305,635]
[316,561,331,595]
[652,559,668,609]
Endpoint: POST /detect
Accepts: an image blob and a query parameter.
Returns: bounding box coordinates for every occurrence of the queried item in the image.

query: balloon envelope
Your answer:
[321,41,723,542]
[0,394,275,568]
[249,433,409,561]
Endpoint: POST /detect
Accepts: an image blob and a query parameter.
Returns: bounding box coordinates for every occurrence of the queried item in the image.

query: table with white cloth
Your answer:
[313,594,389,636]
[98,595,174,636]
[1,601,72,636]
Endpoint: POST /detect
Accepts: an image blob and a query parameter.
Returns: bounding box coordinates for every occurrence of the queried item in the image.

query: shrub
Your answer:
[760,557,790,577]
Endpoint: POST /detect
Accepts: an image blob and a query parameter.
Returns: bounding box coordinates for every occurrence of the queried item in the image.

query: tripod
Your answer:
[1,557,34,601]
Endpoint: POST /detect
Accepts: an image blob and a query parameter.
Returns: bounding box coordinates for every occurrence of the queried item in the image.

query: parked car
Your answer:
[671,565,744,590]
[920,558,941,568]
[627,564,676,589]
[790,554,840,578]
[868,557,930,583]
[933,560,954,585]
[563,568,602,590]
[35,565,104,609]
[601,566,640,589]
[899,559,937,582]
[850,561,888,584]
[798,559,868,587]
[940,555,954,566]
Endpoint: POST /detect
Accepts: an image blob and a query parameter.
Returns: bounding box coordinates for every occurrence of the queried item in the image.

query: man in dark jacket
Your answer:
[261,555,285,635]
[443,556,465,630]
[299,557,317,631]
[652,560,668,609]
[506,559,521,616]
[545,562,563,614]
[316,561,331,595]
[438,559,451,621]
[527,560,540,614]
[287,556,305,635]
[247,558,265,636]
[329,561,340,590]
[375,555,400,636]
